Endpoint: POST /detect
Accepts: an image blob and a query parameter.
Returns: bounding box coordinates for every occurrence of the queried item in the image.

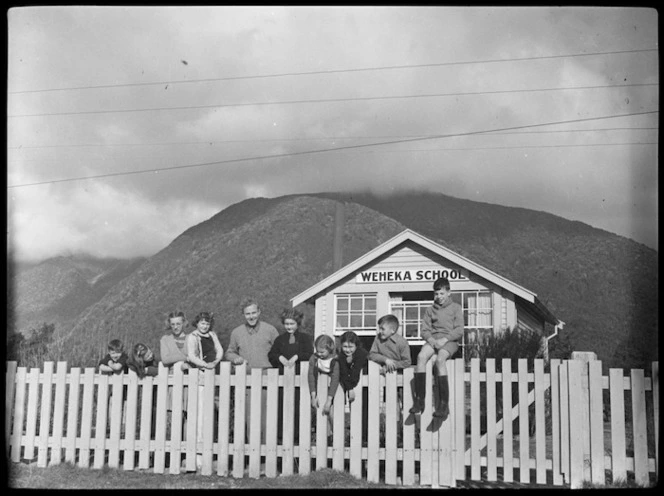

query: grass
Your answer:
[7,462,393,490]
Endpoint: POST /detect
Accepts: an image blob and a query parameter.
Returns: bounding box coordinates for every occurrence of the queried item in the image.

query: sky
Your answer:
[7,6,659,263]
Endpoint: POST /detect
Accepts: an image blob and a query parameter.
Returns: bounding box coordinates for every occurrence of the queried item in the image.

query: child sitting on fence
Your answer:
[98,339,129,375]
[410,276,463,421]
[127,343,159,378]
[368,314,412,375]
[309,334,340,437]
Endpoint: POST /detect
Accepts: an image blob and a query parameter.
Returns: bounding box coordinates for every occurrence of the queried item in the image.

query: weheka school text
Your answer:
[356,268,468,283]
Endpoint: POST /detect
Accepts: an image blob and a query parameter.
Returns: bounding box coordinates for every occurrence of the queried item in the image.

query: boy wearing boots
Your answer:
[410,277,463,420]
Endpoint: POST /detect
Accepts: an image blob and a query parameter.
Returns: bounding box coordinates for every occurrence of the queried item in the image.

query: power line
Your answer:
[7,110,657,189]
[7,83,657,118]
[7,128,658,150]
[346,142,658,153]
[10,140,657,165]
[8,48,657,94]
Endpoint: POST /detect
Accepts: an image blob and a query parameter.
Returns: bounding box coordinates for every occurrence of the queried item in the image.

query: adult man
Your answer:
[225,297,279,441]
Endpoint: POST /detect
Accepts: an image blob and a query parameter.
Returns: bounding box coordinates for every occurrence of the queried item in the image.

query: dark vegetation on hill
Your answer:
[52,196,405,366]
[313,191,658,370]
[10,255,146,337]
[8,192,657,371]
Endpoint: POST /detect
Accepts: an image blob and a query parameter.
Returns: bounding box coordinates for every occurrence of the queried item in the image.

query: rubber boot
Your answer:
[409,372,426,414]
[433,375,450,420]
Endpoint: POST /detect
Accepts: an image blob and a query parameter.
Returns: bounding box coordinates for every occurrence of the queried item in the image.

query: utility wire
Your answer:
[8,83,657,118]
[7,127,658,150]
[346,142,658,153]
[7,110,657,189]
[8,48,657,94]
[11,140,658,164]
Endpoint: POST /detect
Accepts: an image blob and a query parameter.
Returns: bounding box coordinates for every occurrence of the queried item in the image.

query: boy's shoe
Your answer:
[433,402,449,420]
[409,398,424,414]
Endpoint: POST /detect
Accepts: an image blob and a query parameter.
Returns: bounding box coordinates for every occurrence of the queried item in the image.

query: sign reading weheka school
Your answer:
[355,268,469,283]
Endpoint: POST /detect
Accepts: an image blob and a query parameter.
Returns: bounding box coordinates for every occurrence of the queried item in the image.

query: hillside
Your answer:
[55,196,405,365]
[313,191,658,370]
[18,191,657,371]
[10,255,146,336]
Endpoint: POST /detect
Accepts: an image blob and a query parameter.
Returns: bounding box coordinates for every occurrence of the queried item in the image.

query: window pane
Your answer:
[337,297,349,311]
[365,297,376,311]
[350,315,363,328]
[405,324,419,338]
[477,309,492,327]
[350,297,362,311]
[406,306,418,320]
[337,315,349,328]
[365,314,376,328]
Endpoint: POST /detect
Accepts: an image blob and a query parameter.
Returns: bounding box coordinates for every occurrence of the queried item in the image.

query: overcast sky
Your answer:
[7,6,659,262]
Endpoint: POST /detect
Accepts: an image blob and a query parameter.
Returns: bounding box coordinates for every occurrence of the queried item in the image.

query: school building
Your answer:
[291,229,564,360]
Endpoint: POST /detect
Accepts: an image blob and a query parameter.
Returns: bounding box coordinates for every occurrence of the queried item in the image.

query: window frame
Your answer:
[333,292,378,336]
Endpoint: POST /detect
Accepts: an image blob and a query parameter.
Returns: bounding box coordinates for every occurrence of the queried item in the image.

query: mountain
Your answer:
[10,255,146,336]
[55,196,405,365]
[17,192,657,371]
[312,191,658,370]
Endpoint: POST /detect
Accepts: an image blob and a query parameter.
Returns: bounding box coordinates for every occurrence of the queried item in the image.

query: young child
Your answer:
[160,310,190,372]
[308,334,340,434]
[186,311,223,371]
[185,312,223,471]
[368,314,412,374]
[410,277,463,420]
[338,331,368,404]
[268,308,314,372]
[127,343,159,379]
[98,339,128,375]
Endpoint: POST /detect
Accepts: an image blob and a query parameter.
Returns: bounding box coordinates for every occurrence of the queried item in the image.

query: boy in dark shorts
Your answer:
[410,277,463,420]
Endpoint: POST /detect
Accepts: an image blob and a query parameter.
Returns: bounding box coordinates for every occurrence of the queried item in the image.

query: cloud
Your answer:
[8,181,220,262]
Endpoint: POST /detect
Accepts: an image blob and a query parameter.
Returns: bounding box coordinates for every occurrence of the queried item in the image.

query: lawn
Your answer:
[7,462,394,490]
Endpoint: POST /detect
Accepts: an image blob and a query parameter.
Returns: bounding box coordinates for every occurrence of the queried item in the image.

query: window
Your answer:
[390,301,430,339]
[335,293,377,335]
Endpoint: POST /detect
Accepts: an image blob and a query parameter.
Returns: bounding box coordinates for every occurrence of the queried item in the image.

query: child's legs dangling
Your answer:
[433,343,456,420]
[410,344,435,414]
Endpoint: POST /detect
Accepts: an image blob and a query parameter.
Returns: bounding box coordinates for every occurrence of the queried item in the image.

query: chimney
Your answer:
[333,201,345,271]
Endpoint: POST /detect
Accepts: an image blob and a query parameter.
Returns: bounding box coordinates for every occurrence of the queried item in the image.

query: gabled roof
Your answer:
[291,228,559,325]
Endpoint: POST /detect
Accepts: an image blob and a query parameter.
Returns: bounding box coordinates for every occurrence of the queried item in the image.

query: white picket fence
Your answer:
[5,358,659,488]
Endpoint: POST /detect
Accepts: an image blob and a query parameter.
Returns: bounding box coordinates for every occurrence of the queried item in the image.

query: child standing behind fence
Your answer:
[98,339,128,375]
[309,334,340,438]
[338,331,369,444]
[98,339,129,435]
[186,312,223,470]
[186,312,223,371]
[127,343,159,378]
[338,331,368,404]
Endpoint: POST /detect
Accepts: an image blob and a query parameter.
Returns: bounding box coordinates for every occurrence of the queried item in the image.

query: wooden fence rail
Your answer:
[5,359,659,488]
